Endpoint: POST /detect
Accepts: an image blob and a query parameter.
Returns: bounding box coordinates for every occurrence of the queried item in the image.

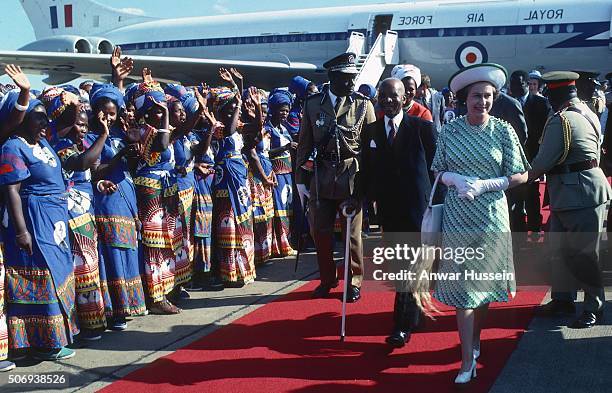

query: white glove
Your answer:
[296,183,310,206]
[441,172,478,196]
[462,176,510,200]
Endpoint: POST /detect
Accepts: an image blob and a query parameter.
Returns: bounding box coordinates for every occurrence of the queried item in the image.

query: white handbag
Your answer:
[421,172,443,246]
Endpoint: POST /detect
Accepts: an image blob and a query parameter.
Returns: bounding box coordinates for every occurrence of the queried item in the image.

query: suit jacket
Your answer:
[362,112,437,232]
[522,94,552,160]
[490,93,528,145]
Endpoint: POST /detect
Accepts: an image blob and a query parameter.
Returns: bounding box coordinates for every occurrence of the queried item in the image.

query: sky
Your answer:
[0,0,410,86]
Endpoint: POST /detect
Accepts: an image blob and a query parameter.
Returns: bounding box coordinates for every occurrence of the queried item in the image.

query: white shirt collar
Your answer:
[327,89,338,107]
[384,111,403,137]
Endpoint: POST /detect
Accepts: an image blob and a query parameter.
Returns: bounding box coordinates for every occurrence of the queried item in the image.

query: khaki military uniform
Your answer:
[296,86,376,288]
[531,97,612,312]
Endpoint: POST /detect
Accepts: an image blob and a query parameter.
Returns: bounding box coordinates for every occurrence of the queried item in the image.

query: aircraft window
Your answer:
[236,37,242,44]
[281,35,287,42]
[220,39,225,45]
[486,27,493,35]
[462,28,468,36]
[498,27,506,35]
[449,29,456,37]
[552,24,560,33]
[438,29,444,37]
[525,26,532,34]
[474,28,481,36]
[539,25,546,34]
[566,24,574,33]
[414,30,421,38]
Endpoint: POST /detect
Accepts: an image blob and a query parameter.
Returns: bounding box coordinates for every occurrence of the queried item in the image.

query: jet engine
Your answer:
[19,35,93,53]
[87,37,115,54]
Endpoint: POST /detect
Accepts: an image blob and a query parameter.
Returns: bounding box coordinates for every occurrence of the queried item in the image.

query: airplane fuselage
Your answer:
[103,0,611,87]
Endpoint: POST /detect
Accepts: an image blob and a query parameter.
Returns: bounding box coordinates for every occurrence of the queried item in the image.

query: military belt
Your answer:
[548,158,598,175]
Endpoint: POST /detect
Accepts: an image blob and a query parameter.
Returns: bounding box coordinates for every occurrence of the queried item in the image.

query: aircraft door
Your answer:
[368,14,393,50]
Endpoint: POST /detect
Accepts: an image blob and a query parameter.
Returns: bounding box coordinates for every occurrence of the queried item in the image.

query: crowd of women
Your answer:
[0,49,314,370]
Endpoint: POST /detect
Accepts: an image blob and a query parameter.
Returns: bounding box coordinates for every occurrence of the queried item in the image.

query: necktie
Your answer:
[334,97,343,114]
[387,119,396,145]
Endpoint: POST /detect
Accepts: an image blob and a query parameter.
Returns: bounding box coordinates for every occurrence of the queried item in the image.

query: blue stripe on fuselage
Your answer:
[117,22,608,51]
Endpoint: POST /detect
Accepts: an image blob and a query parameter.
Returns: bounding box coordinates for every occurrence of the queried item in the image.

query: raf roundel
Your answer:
[455,41,489,69]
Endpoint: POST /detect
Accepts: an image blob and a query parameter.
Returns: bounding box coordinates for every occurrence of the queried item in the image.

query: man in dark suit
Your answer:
[509,70,552,234]
[362,78,437,347]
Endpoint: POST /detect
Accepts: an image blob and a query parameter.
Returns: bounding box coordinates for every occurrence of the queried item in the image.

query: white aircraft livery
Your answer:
[0,0,610,88]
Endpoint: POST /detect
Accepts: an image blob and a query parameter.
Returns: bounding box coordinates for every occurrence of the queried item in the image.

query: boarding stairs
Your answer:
[347,30,399,89]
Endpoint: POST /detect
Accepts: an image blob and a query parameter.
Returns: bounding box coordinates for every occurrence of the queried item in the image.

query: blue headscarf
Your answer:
[165,83,199,117]
[0,90,43,125]
[289,76,312,99]
[358,84,377,100]
[124,83,138,106]
[132,82,166,117]
[89,83,125,110]
[268,88,293,114]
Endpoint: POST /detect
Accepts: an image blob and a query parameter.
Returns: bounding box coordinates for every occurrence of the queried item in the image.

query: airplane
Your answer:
[0,0,610,89]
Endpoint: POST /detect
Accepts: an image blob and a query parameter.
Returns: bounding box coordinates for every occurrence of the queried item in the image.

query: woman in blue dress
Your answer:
[166,85,211,292]
[266,90,296,257]
[210,87,255,285]
[243,89,274,265]
[0,92,78,360]
[131,80,184,313]
[87,83,147,329]
[54,109,109,340]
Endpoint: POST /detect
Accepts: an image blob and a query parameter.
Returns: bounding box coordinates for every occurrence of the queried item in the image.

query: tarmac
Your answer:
[1,241,611,393]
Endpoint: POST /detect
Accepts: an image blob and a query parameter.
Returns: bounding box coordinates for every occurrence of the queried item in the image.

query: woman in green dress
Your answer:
[431,63,529,385]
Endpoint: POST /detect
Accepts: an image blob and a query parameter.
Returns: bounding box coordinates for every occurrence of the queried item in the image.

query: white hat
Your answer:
[449,63,507,93]
[391,64,421,88]
[529,70,542,80]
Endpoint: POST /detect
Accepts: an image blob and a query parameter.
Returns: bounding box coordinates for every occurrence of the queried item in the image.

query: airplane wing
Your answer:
[0,50,324,88]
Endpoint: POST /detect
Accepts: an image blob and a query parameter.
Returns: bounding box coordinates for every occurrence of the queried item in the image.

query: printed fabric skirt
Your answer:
[212,190,255,283]
[67,188,106,330]
[249,171,273,265]
[3,194,78,349]
[135,175,187,303]
[177,171,195,268]
[95,181,146,318]
[193,172,214,273]
[0,241,7,360]
[271,167,295,257]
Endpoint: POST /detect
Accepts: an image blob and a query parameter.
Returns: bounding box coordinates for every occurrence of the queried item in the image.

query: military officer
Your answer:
[295,52,376,301]
[529,71,612,328]
[575,71,605,119]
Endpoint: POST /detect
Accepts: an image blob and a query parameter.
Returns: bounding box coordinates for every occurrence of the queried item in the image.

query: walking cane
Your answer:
[340,204,356,342]
[293,196,309,273]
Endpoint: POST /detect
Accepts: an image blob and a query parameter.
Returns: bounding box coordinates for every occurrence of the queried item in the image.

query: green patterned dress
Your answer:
[431,116,530,308]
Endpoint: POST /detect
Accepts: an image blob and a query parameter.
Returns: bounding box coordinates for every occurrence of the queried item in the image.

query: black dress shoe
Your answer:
[312,281,339,299]
[347,286,361,303]
[539,300,576,316]
[386,330,411,348]
[569,310,603,329]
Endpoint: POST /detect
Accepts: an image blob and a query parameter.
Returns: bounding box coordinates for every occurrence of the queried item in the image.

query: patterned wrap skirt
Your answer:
[0,241,7,360]
[67,187,106,330]
[271,155,294,256]
[193,171,214,273]
[135,173,187,302]
[249,170,274,265]
[4,194,78,349]
[94,180,146,318]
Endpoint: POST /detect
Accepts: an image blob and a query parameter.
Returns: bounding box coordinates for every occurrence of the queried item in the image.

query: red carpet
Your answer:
[102,282,546,393]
